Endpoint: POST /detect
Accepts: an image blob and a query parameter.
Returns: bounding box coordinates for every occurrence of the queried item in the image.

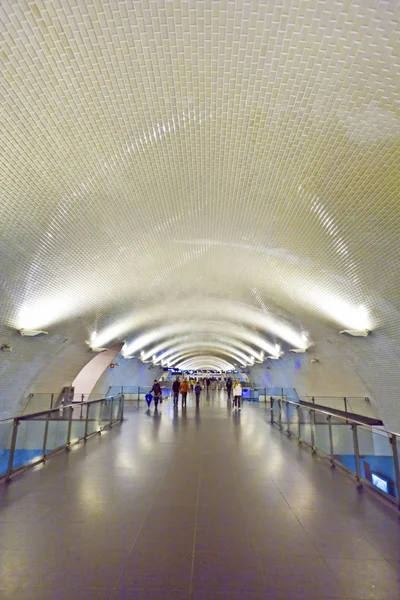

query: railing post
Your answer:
[352,423,363,489]
[297,405,301,442]
[310,410,316,454]
[278,400,282,429]
[328,415,335,468]
[42,411,50,459]
[120,394,125,421]
[109,396,114,426]
[137,386,140,403]
[84,403,90,441]
[344,397,348,418]
[6,419,19,481]
[66,406,73,449]
[390,434,400,510]
[264,387,267,403]
[311,396,315,405]
[270,396,274,423]
[50,393,54,410]
[286,401,291,436]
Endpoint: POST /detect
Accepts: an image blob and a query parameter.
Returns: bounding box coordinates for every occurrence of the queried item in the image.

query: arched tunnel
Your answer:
[1,2,400,597]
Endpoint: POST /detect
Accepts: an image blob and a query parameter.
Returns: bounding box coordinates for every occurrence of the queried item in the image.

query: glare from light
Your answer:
[17,296,73,330]
[315,294,371,329]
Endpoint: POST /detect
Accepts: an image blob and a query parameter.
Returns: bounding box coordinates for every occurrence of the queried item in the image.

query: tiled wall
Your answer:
[250,319,400,434]
[0,323,93,419]
[91,354,163,396]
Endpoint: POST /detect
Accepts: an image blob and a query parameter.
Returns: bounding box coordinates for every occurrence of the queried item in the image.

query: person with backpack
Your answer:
[149,379,162,409]
[194,381,202,407]
[172,377,180,406]
[180,378,190,407]
[233,379,242,411]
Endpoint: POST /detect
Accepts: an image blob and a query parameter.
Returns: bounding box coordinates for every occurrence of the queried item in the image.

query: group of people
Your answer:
[149,376,243,410]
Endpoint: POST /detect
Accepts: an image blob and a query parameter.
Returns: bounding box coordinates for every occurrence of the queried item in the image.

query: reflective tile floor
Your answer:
[1,393,400,599]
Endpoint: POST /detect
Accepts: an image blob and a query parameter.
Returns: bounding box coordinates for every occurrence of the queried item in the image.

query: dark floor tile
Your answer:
[192,551,265,593]
[112,591,189,600]
[117,551,192,591]
[190,593,272,600]
[194,526,254,554]
[325,558,400,599]
[134,528,194,553]
[57,549,126,589]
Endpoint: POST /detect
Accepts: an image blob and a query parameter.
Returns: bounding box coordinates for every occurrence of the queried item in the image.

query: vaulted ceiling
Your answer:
[1,1,400,422]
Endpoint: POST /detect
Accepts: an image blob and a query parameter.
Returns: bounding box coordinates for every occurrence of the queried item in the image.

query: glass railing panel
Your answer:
[0,420,14,477]
[287,402,298,431]
[314,413,331,456]
[299,408,312,446]
[86,402,101,436]
[46,414,69,454]
[112,398,120,422]
[279,401,288,426]
[346,398,379,419]
[99,399,111,425]
[331,417,357,475]
[20,394,54,415]
[70,405,87,443]
[12,416,46,470]
[357,426,397,501]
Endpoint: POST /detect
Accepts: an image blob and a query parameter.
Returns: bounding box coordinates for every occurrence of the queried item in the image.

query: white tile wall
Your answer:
[1,2,399,430]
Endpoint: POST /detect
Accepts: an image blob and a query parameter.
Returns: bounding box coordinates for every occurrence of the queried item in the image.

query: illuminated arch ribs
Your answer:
[153,341,253,366]
[93,299,308,371]
[122,321,281,357]
[164,348,248,368]
[142,335,264,363]
[179,357,236,371]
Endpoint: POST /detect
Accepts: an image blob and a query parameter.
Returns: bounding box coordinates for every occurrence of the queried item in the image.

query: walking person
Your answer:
[233,379,242,411]
[149,379,162,409]
[172,377,180,406]
[194,381,202,407]
[226,376,233,401]
[180,377,190,407]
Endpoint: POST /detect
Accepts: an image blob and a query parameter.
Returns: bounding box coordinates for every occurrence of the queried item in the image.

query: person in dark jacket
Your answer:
[172,378,180,406]
[194,381,202,407]
[226,377,233,400]
[150,380,162,409]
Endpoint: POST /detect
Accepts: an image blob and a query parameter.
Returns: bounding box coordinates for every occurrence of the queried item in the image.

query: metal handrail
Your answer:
[0,395,125,483]
[268,396,400,510]
[16,396,111,421]
[281,397,399,435]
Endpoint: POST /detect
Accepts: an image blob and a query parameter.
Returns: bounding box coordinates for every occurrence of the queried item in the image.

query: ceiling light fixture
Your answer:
[289,348,307,354]
[340,329,371,337]
[19,329,48,337]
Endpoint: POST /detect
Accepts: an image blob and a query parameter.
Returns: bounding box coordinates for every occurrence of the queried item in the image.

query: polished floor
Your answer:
[0,392,400,599]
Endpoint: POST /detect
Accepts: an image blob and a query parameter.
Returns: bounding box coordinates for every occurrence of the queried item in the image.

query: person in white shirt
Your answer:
[233,380,242,410]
